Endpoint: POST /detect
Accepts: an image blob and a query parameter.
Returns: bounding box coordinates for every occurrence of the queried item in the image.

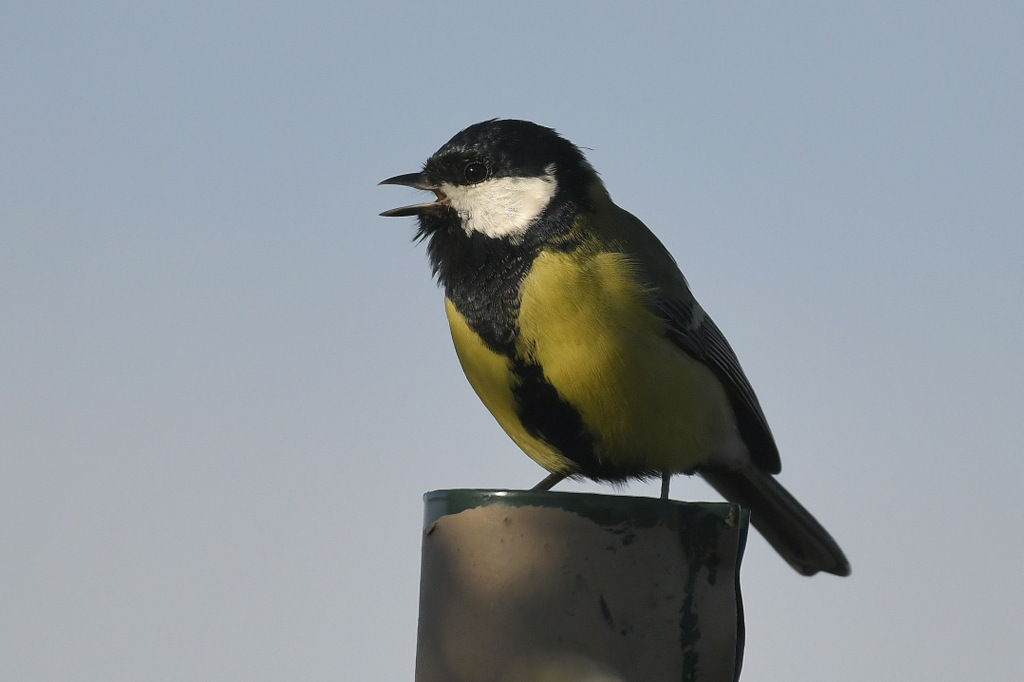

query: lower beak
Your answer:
[379,172,447,217]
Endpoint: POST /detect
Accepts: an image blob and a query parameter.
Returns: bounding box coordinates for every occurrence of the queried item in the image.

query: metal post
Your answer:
[415,489,748,682]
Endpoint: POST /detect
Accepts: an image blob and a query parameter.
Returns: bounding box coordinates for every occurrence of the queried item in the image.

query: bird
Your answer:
[380,119,849,577]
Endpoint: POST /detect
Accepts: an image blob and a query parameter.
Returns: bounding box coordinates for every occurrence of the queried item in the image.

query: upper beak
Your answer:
[379,172,447,217]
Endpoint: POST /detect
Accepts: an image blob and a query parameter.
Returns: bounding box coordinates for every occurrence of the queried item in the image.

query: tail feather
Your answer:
[700,466,850,577]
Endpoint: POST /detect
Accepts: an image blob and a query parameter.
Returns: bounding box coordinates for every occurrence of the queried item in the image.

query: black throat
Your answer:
[421,215,541,352]
[418,198,582,353]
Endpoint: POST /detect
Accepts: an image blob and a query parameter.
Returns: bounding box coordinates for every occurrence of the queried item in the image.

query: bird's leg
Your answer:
[532,472,565,491]
[660,471,671,499]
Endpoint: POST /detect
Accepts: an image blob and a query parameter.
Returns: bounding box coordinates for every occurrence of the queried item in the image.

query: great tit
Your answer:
[381,119,849,577]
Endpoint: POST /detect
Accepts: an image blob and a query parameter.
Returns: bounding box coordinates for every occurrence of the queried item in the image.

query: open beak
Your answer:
[379,172,448,217]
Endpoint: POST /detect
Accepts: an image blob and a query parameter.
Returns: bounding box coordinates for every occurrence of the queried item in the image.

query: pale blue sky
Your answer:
[2,2,1022,680]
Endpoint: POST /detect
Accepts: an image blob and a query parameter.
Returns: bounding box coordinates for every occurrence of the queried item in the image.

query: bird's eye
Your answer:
[463,161,488,184]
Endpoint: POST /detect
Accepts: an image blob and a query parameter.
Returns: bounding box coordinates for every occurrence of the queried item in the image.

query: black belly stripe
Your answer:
[510,359,649,481]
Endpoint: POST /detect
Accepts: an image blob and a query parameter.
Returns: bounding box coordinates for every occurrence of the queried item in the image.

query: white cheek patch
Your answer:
[441,170,558,240]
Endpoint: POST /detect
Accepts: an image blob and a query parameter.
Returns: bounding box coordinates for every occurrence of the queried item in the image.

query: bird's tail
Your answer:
[700,465,850,577]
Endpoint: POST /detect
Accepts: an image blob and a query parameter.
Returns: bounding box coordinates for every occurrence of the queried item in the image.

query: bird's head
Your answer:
[380,119,598,245]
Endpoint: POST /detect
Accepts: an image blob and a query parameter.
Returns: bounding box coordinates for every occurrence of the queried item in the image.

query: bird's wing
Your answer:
[596,201,782,473]
[654,291,782,474]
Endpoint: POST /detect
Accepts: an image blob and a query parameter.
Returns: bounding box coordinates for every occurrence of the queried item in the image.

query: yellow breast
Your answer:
[446,247,738,476]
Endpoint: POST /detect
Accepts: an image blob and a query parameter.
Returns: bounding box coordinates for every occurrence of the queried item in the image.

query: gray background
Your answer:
[3,2,1021,680]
